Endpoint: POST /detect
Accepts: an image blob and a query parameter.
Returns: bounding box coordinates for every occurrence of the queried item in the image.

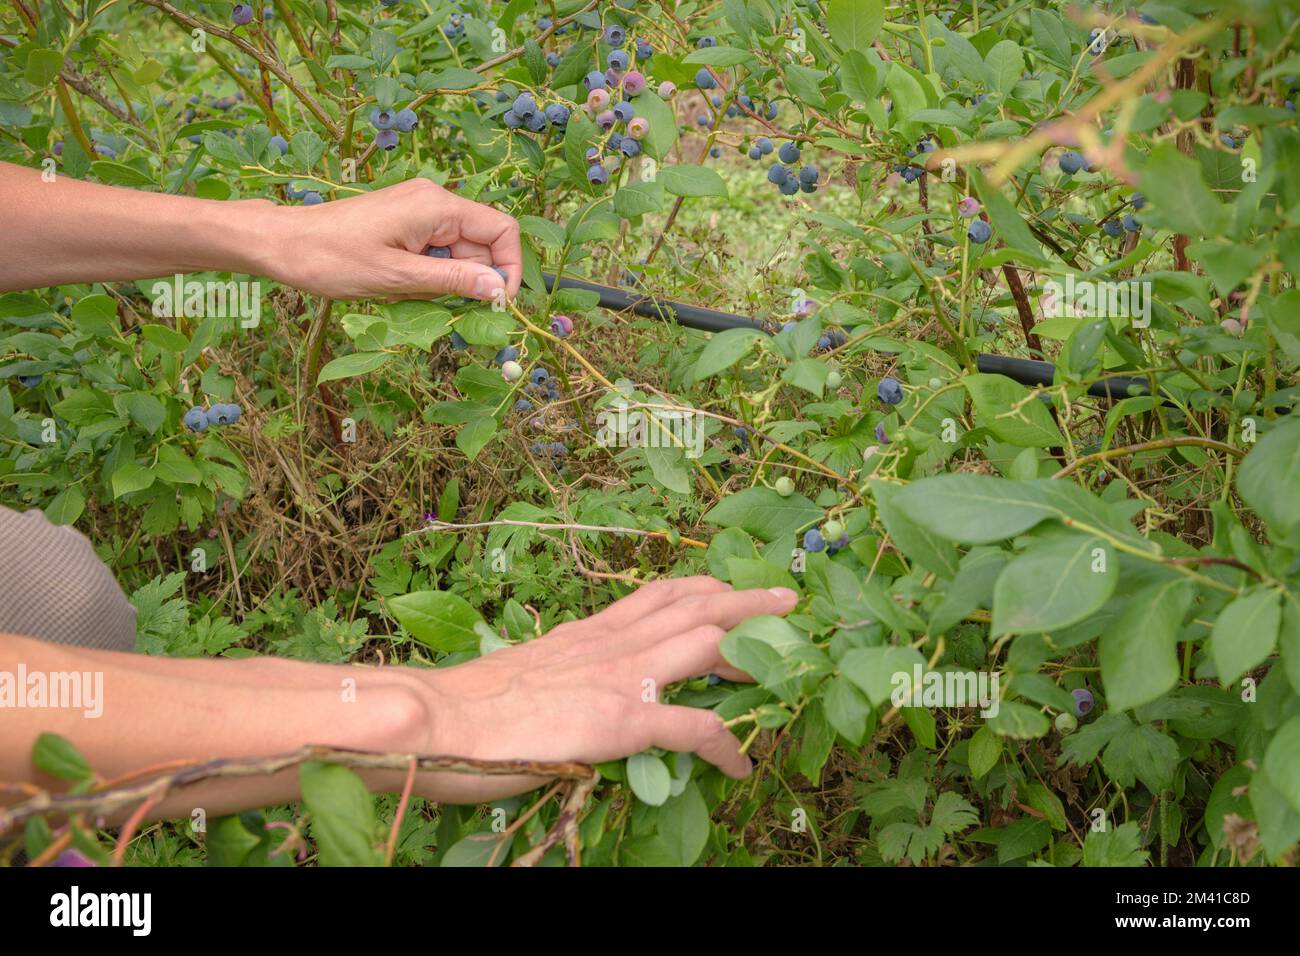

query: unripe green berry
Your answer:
[822,519,845,541]
[1055,712,1078,734]
[929,377,943,390]
[501,360,524,382]
[774,476,795,497]
[826,370,842,389]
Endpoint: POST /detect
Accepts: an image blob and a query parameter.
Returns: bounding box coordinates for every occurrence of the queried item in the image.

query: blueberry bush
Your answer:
[3,0,1300,867]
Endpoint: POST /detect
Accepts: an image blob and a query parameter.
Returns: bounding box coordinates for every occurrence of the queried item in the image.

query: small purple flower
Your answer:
[423,512,437,523]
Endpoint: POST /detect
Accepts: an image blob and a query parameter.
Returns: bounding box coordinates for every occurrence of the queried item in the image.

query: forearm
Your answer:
[0,160,281,292]
[0,633,440,821]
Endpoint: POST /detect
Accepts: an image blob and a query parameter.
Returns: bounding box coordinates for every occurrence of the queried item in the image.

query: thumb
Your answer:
[395,252,507,302]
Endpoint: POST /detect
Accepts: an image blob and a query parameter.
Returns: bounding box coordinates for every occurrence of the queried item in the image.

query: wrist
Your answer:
[217,197,291,283]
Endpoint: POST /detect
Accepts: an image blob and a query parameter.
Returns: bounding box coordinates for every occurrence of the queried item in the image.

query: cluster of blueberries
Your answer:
[890,137,938,184]
[528,440,570,469]
[370,105,421,152]
[500,90,572,134]
[1101,192,1145,237]
[442,11,467,40]
[1055,688,1095,733]
[516,365,562,404]
[802,518,849,555]
[742,139,818,196]
[182,402,242,433]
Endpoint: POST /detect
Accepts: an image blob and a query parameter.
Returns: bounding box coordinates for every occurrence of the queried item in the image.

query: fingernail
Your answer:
[767,587,797,601]
[473,274,502,300]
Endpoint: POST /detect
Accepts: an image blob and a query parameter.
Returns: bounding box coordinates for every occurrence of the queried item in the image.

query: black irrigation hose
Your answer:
[541,272,1156,401]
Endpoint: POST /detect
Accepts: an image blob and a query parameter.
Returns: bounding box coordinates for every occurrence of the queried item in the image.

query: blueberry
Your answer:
[425,245,452,258]
[285,182,306,199]
[494,346,520,366]
[877,377,904,404]
[957,196,980,217]
[1102,219,1124,238]
[775,476,795,497]
[696,114,710,127]
[695,68,716,90]
[1055,712,1077,734]
[967,220,992,244]
[537,16,552,31]
[825,369,842,389]
[530,367,550,385]
[608,50,630,71]
[596,110,617,130]
[491,266,508,283]
[546,379,560,400]
[802,528,825,553]
[623,71,646,96]
[917,138,937,153]
[545,103,571,127]
[755,137,774,155]
[1122,213,1140,232]
[302,191,323,205]
[779,178,800,195]
[620,138,640,157]
[501,360,524,382]
[232,3,253,25]
[697,36,717,48]
[767,163,791,184]
[710,146,721,158]
[205,404,235,427]
[765,102,778,120]
[93,144,116,159]
[450,331,468,350]
[502,109,523,129]
[604,25,626,46]
[822,519,845,541]
[583,71,607,91]
[588,164,609,185]
[797,165,818,185]
[546,52,560,68]
[513,92,538,118]
[613,101,634,123]
[658,81,677,98]
[371,108,396,130]
[269,134,288,154]
[394,108,419,132]
[1071,688,1095,717]
[1058,151,1086,175]
[550,314,574,336]
[748,146,762,160]
[776,141,800,164]
[375,129,399,150]
[635,40,653,59]
[17,374,43,388]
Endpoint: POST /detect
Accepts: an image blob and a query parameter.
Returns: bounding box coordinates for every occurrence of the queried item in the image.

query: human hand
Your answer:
[412,577,800,803]
[263,177,522,303]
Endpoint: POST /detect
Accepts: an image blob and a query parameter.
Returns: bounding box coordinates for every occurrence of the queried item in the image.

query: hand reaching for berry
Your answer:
[265,177,522,303]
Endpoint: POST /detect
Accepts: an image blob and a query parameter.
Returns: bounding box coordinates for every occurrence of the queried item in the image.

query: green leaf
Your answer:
[892,475,1084,546]
[1237,419,1300,545]
[992,532,1116,636]
[985,40,1024,96]
[871,480,960,578]
[44,485,86,526]
[963,373,1064,448]
[32,733,92,782]
[825,0,884,52]
[703,486,821,544]
[1138,142,1231,237]
[657,781,710,866]
[1210,586,1281,685]
[1082,821,1149,866]
[626,752,672,806]
[440,832,509,867]
[644,444,691,494]
[455,415,497,462]
[1100,580,1195,711]
[683,46,754,67]
[1103,721,1180,792]
[658,164,728,198]
[987,700,1049,739]
[633,91,678,162]
[1263,715,1300,817]
[388,590,486,654]
[840,645,926,708]
[155,444,202,485]
[316,351,392,384]
[694,327,763,380]
[299,762,382,866]
[111,461,155,499]
[140,323,190,353]
[971,170,1043,262]
[967,725,1002,779]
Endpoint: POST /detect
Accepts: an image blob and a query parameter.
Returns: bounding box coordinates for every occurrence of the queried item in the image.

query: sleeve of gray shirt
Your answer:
[0,504,137,652]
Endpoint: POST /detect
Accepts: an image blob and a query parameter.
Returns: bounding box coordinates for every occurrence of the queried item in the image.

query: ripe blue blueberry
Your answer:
[545,103,571,127]
[877,377,904,404]
[546,52,560,68]
[802,528,826,553]
[1058,151,1086,175]
[874,422,890,444]
[710,146,721,158]
[917,138,937,153]
[588,164,609,185]
[513,396,533,411]
[205,404,235,427]
[585,146,602,164]
[450,331,468,350]
[696,114,709,127]
[232,4,253,25]
[530,367,550,385]
[636,40,653,59]
[596,110,616,130]
[494,346,520,366]
[608,50,630,71]
[1131,192,1146,210]
[512,93,538,118]
[394,108,419,132]
[370,108,396,130]
[695,68,716,90]
[583,71,606,91]
[967,220,992,244]
[767,163,791,184]
[183,407,208,432]
[779,178,799,196]
[1102,219,1124,238]
[18,374,42,388]
[490,266,508,283]
[778,142,800,163]
[269,134,288,155]
[604,25,626,47]
[765,102,778,120]
[748,146,762,160]
[502,110,523,129]
[798,165,818,185]
[697,36,717,48]
[620,138,640,157]
[537,16,552,31]
[1071,688,1095,717]
[375,129,399,150]
[755,137,774,155]
[1122,214,1140,232]
[302,191,323,205]
[613,101,634,123]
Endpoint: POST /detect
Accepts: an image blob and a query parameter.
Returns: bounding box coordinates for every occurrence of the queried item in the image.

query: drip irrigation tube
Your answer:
[541,272,1156,401]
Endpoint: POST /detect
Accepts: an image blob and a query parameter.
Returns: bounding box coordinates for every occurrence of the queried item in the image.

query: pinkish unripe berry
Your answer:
[623,70,646,95]
[586,88,611,112]
[658,81,676,98]
[627,117,650,139]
